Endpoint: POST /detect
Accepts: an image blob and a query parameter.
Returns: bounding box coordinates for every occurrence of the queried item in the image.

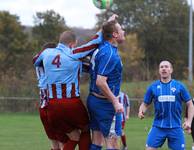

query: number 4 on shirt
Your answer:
[52,54,61,68]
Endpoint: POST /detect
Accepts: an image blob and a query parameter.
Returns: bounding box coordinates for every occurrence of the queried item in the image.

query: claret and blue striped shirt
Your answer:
[33,32,102,99]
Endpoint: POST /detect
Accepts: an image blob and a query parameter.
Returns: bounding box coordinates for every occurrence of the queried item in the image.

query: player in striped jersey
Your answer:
[119,92,130,150]
[33,30,102,150]
[35,42,56,108]
[35,42,66,150]
[138,60,194,150]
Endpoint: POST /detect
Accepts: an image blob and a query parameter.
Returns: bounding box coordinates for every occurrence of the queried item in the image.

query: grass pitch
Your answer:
[0,113,192,150]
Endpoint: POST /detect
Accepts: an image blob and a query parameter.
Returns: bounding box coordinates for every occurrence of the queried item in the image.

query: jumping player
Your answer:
[35,42,63,150]
[33,31,102,150]
[87,18,125,150]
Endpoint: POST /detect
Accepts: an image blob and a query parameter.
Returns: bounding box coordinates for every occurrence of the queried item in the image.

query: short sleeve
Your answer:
[96,51,117,76]
[180,83,192,102]
[144,85,154,105]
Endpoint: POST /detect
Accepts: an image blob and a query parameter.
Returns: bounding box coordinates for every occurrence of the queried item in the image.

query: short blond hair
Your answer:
[59,31,76,45]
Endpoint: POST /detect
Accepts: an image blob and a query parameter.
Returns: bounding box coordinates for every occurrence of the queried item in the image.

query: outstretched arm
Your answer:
[71,14,119,59]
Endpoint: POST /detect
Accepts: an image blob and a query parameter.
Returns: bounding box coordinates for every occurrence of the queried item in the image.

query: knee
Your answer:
[92,131,104,146]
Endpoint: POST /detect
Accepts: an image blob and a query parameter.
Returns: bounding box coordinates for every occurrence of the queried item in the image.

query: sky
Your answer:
[0,0,193,29]
[0,0,101,29]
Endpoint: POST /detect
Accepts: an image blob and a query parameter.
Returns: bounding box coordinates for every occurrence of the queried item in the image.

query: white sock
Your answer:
[192,146,194,150]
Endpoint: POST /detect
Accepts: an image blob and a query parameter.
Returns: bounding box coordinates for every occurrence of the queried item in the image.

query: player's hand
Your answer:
[66,129,81,141]
[113,100,124,113]
[182,120,191,134]
[108,14,118,22]
[138,110,145,119]
[126,115,129,120]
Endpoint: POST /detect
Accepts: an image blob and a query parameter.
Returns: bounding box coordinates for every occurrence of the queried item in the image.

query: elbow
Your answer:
[96,78,103,88]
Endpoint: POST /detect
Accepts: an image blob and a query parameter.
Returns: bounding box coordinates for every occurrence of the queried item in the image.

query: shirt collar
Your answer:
[103,41,118,48]
[56,43,72,53]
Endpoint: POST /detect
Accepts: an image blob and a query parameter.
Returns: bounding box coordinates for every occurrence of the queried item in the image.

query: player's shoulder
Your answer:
[150,80,160,87]
[170,79,185,87]
[41,47,56,55]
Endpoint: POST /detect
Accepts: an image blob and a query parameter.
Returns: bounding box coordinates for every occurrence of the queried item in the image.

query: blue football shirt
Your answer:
[144,79,192,128]
[89,41,123,97]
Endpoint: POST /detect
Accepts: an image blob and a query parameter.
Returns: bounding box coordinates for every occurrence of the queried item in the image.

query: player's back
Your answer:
[43,44,81,98]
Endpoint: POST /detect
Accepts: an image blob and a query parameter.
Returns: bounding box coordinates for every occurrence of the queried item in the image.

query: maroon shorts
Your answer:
[39,107,68,142]
[39,98,89,142]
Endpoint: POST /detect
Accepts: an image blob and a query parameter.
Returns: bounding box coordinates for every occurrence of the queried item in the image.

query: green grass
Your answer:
[0,113,192,150]
[125,118,193,150]
[0,113,49,150]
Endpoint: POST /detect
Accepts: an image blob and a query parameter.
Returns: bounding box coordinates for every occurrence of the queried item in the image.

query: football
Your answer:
[92,0,113,9]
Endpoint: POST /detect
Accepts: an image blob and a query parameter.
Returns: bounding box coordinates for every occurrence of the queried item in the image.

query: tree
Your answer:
[32,10,68,50]
[96,0,191,79]
[0,11,29,75]
[119,34,145,81]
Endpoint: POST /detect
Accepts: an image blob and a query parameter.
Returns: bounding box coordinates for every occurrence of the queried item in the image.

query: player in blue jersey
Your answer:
[33,31,102,150]
[138,60,194,150]
[87,18,125,150]
[119,91,130,150]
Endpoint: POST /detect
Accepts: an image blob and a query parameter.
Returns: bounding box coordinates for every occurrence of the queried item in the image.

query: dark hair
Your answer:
[102,20,118,41]
[42,42,56,50]
[59,31,76,45]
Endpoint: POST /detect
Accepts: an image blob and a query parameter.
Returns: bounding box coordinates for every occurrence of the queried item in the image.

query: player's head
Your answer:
[42,42,56,50]
[159,60,173,80]
[59,31,77,48]
[102,20,125,44]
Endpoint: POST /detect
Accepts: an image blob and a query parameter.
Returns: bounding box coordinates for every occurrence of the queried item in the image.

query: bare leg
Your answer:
[50,139,60,150]
[105,136,119,149]
[66,129,80,141]
[91,130,104,146]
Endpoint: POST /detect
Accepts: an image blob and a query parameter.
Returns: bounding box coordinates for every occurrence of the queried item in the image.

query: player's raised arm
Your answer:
[71,14,119,59]
[71,31,102,59]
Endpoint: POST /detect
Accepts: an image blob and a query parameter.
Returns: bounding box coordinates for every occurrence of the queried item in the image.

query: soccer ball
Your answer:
[92,0,113,9]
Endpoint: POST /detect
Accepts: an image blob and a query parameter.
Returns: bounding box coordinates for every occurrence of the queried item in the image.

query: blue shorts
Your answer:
[146,126,185,150]
[87,94,122,137]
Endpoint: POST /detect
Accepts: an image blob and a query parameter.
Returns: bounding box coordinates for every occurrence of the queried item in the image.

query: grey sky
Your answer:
[0,0,193,29]
[0,0,100,28]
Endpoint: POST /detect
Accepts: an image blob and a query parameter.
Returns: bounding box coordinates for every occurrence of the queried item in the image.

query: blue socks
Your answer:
[89,144,102,150]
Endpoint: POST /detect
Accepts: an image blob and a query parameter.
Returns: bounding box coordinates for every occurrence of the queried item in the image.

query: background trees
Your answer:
[0,11,29,75]
[0,1,193,97]
[32,10,68,52]
[96,0,191,79]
